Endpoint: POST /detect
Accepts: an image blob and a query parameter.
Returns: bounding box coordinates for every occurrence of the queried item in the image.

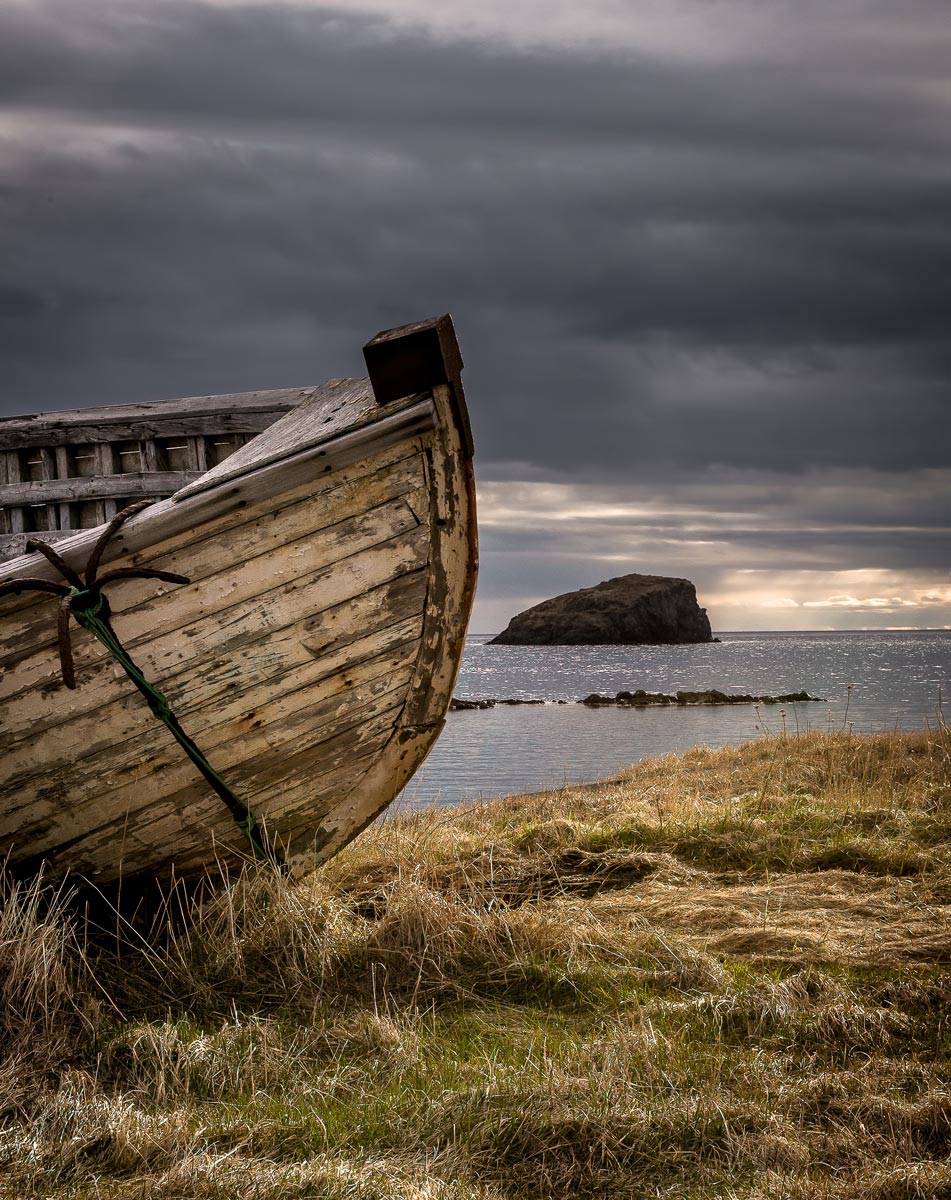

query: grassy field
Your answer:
[2,727,951,1198]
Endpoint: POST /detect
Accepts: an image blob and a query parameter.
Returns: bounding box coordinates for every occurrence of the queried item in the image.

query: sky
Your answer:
[2,0,949,633]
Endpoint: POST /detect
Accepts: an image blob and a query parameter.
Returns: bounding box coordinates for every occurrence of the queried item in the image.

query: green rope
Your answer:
[69,587,280,866]
[3,503,284,871]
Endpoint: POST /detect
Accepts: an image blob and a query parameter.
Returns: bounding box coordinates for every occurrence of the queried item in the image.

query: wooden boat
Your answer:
[0,315,477,882]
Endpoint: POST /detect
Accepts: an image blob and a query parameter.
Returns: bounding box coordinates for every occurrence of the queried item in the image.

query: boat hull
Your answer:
[0,327,476,882]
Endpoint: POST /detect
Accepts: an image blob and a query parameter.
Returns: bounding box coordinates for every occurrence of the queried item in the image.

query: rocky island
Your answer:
[489,573,714,645]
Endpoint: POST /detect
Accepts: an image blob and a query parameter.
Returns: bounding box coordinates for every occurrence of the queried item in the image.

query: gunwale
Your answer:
[0,317,477,881]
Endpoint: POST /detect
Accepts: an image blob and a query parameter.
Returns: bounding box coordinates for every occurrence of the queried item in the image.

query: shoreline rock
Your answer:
[450,690,824,711]
[489,573,714,645]
[582,689,824,707]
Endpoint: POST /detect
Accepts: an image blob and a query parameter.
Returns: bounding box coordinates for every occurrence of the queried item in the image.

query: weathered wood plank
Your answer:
[117,437,420,574]
[68,731,393,879]
[94,444,114,523]
[4,641,418,847]
[30,447,57,533]
[0,402,434,586]
[171,741,389,873]
[11,670,413,866]
[6,672,408,859]
[0,438,421,627]
[0,459,427,681]
[2,449,26,535]
[0,607,424,800]
[53,446,73,532]
[4,510,27,536]
[114,700,401,862]
[0,413,298,451]
[0,388,310,449]
[187,437,207,473]
[182,749,387,872]
[1,611,422,801]
[0,521,428,757]
[0,471,203,506]
[0,445,425,658]
[141,439,161,473]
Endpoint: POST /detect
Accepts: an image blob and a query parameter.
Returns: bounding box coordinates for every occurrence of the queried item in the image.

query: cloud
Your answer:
[474,473,951,629]
[802,595,920,610]
[1,0,948,629]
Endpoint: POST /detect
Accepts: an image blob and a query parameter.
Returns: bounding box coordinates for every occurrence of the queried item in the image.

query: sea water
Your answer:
[401,631,951,808]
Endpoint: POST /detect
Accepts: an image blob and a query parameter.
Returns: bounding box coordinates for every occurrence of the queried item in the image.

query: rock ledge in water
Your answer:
[489,574,713,646]
[449,690,824,711]
[580,689,824,707]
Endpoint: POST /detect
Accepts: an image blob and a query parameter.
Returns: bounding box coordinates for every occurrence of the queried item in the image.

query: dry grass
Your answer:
[2,728,951,1198]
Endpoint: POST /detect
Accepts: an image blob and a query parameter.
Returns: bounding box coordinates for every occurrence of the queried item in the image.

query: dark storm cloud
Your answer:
[1,1,947,156]
[1,0,949,626]
[479,479,951,573]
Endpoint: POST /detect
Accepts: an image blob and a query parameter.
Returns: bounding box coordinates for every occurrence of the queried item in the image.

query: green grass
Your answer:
[2,728,951,1198]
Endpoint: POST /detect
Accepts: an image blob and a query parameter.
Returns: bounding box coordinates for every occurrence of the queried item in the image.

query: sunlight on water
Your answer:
[400,632,951,809]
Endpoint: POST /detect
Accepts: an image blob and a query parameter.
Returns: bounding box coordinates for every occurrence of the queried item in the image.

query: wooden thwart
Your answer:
[0,471,202,506]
